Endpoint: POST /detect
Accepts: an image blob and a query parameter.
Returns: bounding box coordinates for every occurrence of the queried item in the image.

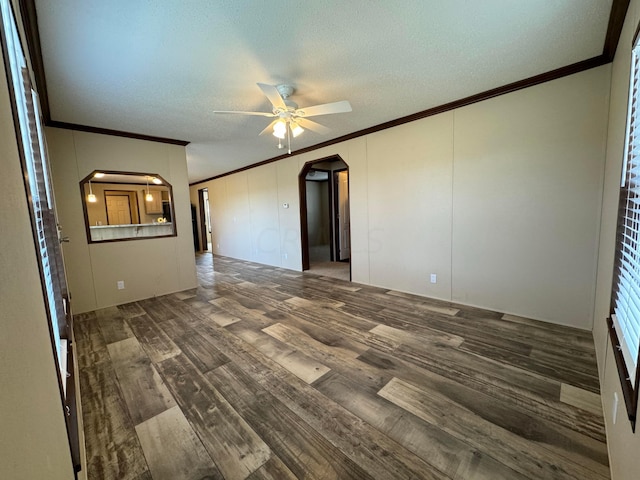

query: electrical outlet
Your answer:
[430,273,437,284]
[117,280,125,290]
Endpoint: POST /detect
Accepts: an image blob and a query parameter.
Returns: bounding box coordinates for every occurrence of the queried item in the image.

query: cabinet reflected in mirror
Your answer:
[80,171,177,243]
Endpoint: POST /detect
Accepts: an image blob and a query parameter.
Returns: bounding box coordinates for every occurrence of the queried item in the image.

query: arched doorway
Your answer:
[299,155,351,281]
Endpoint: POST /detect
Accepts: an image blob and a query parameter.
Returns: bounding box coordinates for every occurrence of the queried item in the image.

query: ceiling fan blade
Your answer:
[257,83,286,110]
[296,118,330,135]
[259,119,280,136]
[213,110,275,117]
[295,100,352,117]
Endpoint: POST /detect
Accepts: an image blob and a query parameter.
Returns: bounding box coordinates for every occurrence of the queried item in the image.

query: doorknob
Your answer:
[60,236,70,243]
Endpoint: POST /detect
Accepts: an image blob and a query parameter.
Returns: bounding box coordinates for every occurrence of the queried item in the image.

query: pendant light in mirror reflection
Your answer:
[87,180,97,203]
[145,176,153,202]
[87,171,107,203]
[79,170,176,243]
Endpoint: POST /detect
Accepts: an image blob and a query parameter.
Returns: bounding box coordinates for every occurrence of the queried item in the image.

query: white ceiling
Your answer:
[33,0,614,183]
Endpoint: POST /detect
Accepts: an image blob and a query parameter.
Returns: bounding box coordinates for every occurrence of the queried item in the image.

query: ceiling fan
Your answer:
[214,83,352,154]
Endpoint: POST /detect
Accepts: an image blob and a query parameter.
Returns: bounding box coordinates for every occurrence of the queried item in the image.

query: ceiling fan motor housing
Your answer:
[275,85,298,112]
[276,84,294,99]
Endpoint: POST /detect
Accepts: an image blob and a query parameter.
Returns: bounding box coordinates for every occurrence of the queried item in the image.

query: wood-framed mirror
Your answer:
[80,170,177,243]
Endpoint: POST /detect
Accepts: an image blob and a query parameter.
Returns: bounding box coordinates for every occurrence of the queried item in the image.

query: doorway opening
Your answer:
[198,187,212,251]
[299,155,351,281]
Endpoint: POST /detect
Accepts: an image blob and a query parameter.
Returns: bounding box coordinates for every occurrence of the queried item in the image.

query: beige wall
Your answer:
[47,128,198,313]
[191,66,610,330]
[0,31,74,480]
[452,71,609,325]
[365,112,455,299]
[593,1,640,478]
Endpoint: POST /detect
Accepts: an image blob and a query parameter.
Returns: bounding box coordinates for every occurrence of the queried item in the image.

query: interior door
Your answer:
[336,170,350,260]
[106,195,132,225]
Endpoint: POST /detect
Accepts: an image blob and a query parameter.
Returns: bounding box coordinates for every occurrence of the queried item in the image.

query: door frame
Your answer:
[197,187,208,251]
[333,167,350,261]
[298,154,350,273]
[304,167,333,263]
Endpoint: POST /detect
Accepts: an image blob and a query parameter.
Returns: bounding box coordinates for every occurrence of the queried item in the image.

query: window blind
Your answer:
[611,40,640,428]
[1,0,80,470]
[1,0,67,372]
[24,74,67,371]
[614,42,640,377]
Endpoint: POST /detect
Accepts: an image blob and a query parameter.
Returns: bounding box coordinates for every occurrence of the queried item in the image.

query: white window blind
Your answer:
[1,0,81,468]
[613,41,640,381]
[1,0,66,373]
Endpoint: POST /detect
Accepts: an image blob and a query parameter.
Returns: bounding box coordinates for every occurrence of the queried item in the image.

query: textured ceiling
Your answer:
[33,0,614,182]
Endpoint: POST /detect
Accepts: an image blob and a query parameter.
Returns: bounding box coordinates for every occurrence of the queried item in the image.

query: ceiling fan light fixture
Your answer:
[291,122,304,138]
[273,120,287,135]
[215,83,351,155]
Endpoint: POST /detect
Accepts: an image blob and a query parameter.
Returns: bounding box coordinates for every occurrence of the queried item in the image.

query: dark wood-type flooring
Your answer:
[75,254,609,479]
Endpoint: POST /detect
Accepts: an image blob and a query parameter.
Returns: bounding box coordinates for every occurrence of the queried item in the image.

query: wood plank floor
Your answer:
[75,254,609,480]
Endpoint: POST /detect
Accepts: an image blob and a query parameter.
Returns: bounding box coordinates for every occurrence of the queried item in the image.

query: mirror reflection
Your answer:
[81,171,176,243]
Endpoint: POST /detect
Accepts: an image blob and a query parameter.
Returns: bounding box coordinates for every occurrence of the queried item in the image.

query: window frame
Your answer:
[609,26,640,433]
[0,0,80,473]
